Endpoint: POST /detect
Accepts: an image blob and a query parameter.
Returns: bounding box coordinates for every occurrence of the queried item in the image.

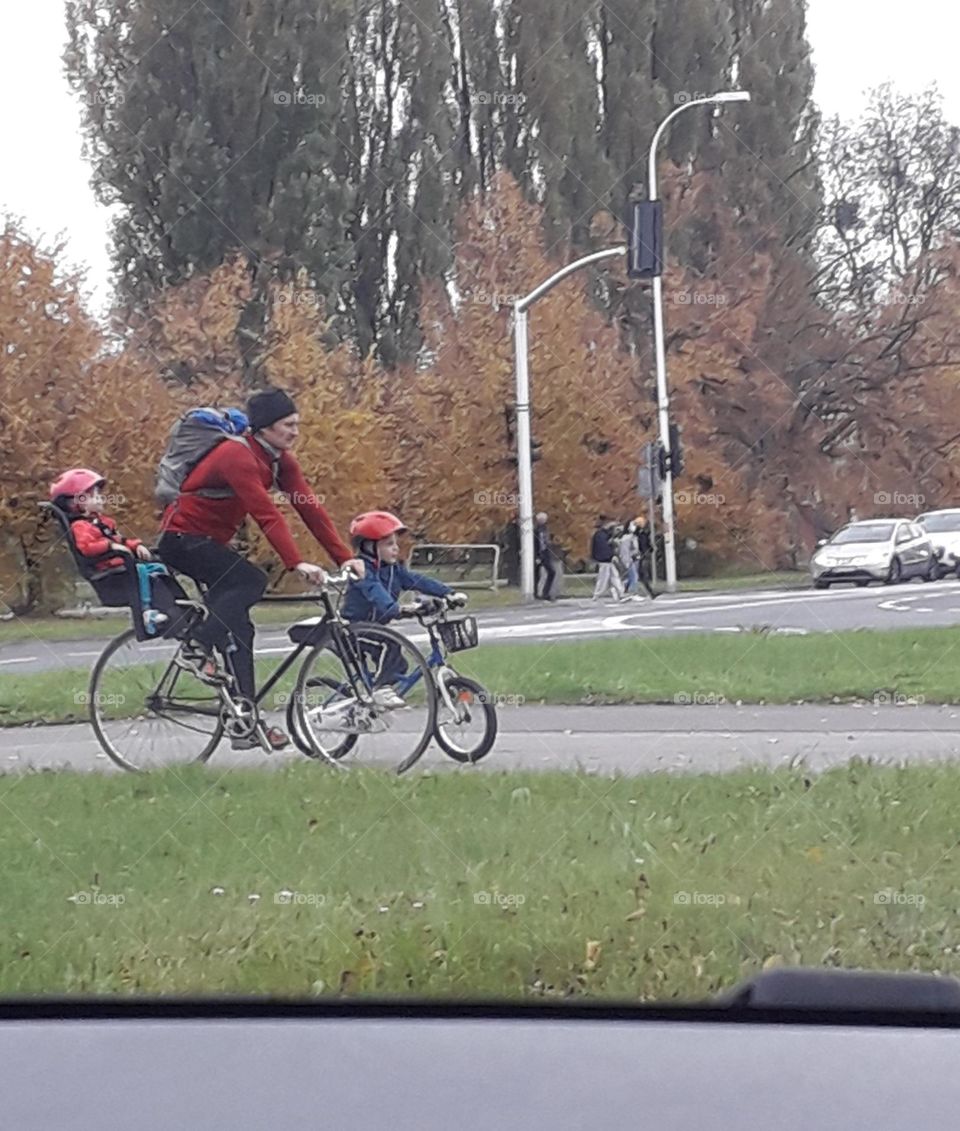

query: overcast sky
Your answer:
[1,0,958,315]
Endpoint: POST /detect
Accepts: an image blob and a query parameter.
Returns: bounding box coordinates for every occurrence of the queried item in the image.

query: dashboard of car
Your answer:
[6,975,960,1131]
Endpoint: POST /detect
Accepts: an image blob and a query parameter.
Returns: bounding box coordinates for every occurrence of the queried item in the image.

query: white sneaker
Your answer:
[371,687,406,710]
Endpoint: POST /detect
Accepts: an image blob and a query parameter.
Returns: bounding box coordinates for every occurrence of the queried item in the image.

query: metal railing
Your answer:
[407,543,505,591]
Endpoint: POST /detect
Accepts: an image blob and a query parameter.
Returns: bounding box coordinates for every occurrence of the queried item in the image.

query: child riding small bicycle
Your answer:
[341,511,465,708]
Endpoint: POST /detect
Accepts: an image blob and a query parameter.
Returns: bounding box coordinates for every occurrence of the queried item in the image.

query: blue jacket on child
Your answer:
[342,553,452,624]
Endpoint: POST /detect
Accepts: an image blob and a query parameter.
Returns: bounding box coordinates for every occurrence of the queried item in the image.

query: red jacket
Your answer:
[70,514,142,573]
[161,437,351,571]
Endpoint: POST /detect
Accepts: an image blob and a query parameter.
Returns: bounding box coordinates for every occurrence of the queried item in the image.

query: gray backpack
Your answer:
[155,407,251,507]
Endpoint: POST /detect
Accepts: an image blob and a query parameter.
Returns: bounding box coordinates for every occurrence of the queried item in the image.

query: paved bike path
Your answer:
[3,703,960,776]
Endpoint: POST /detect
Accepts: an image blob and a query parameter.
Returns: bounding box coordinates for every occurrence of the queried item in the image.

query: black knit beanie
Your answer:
[247,388,297,432]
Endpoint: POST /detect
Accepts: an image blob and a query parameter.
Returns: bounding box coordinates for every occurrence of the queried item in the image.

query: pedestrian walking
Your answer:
[592,516,624,601]
[619,520,640,595]
[634,514,658,599]
[534,511,558,600]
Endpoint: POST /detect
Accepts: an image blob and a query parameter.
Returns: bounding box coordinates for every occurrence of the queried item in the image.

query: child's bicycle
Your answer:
[87,569,439,774]
[401,594,498,763]
[297,593,497,764]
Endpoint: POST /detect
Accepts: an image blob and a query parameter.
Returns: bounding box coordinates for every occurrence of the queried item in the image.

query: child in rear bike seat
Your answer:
[49,468,183,635]
[342,511,463,709]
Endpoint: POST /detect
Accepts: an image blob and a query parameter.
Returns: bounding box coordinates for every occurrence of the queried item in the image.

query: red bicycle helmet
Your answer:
[349,511,408,541]
[49,468,106,502]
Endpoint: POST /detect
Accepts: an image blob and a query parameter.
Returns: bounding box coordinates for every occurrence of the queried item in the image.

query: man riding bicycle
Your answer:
[157,387,365,750]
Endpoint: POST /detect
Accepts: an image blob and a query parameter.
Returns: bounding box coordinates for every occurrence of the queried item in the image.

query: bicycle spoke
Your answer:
[294,623,437,772]
[89,630,223,772]
[434,674,498,763]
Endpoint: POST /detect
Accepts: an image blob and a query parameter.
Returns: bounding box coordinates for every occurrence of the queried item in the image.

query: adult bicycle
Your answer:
[88,569,437,774]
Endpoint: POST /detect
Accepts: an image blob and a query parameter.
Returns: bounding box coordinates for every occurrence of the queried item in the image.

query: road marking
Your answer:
[0,657,36,666]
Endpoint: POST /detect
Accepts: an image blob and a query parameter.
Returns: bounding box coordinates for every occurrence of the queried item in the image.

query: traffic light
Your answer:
[657,442,668,482]
[505,402,542,464]
[627,200,663,279]
[669,423,684,476]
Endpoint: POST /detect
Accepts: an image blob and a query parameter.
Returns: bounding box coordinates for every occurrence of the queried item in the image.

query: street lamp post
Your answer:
[514,246,627,602]
[649,91,750,592]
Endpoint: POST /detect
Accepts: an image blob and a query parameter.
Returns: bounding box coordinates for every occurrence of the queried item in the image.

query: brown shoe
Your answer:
[231,726,290,752]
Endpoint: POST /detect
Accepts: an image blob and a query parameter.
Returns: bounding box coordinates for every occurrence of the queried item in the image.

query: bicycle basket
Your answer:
[437,615,479,653]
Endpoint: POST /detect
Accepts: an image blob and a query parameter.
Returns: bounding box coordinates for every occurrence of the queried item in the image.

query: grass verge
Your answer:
[2,627,957,728]
[457,628,958,706]
[0,762,956,997]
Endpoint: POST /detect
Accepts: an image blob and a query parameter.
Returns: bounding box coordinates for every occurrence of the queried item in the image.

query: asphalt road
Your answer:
[6,703,960,776]
[4,578,960,675]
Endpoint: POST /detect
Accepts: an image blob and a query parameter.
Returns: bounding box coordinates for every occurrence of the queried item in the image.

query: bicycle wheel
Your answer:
[434,673,498,763]
[294,622,437,773]
[89,629,224,772]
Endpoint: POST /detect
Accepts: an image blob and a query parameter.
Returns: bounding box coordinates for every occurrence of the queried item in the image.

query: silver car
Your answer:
[810,518,937,588]
[916,509,960,578]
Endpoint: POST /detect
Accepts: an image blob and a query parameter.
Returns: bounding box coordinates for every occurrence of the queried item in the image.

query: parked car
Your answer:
[915,508,960,578]
[810,519,937,588]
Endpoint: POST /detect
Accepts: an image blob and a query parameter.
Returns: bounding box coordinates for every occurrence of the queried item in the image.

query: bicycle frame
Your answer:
[152,585,375,723]
[394,616,461,715]
[244,588,379,709]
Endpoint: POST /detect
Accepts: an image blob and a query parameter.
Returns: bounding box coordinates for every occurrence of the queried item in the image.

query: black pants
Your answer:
[157,534,267,700]
[637,555,656,599]
[356,631,409,689]
[535,554,557,599]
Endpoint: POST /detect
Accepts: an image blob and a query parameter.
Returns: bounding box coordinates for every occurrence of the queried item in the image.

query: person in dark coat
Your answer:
[534,511,557,600]
[591,516,624,601]
[633,515,658,600]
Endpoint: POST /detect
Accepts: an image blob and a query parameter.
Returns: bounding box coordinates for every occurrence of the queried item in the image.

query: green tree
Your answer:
[65,0,457,369]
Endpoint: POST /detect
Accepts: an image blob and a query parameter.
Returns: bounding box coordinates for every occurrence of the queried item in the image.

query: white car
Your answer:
[810,519,937,588]
[916,509,960,578]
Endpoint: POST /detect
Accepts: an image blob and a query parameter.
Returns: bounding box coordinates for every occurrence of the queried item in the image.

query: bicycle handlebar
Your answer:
[397,592,469,619]
[323,565,361,587]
